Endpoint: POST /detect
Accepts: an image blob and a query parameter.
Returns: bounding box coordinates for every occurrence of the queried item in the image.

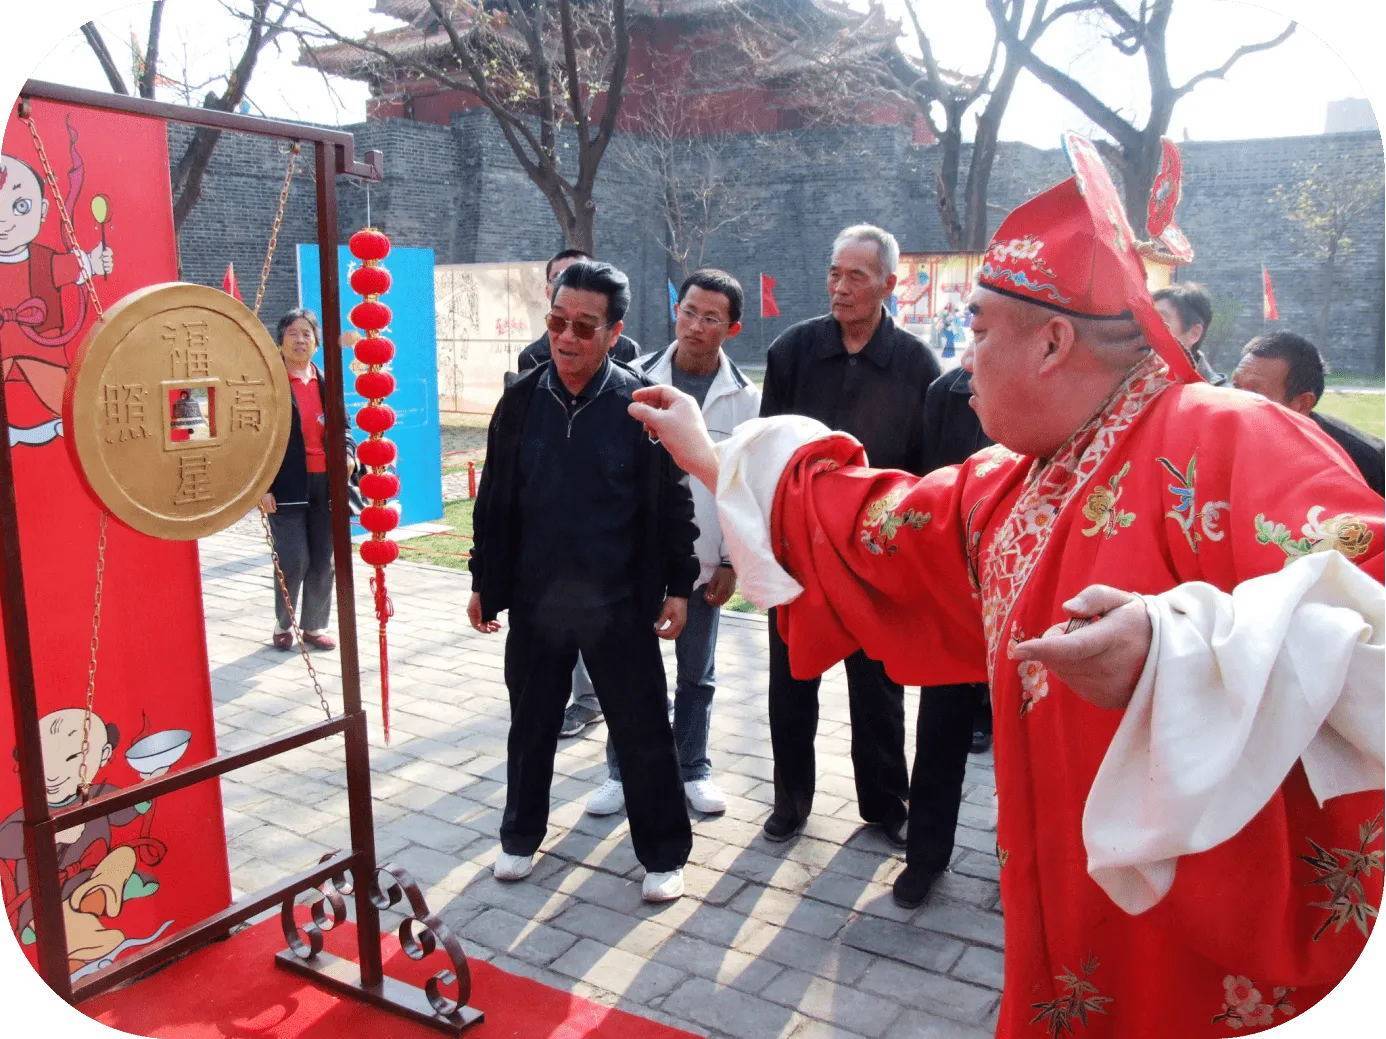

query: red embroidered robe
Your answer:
[769,358,1384,1038]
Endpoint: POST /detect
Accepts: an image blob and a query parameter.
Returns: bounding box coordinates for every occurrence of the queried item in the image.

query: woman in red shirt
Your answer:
[260,309,350,650]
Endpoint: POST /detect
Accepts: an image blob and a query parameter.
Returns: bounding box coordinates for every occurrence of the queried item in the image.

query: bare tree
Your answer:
[886,0,1075,250]
[81,1,292,230]
[1272,161,1385,352]
[291,0,630,252]
[990,0,1294,226]
[718,0,1064,251]
[611,84,790,282]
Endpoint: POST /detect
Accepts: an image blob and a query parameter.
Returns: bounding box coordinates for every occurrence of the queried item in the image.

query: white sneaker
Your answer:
[684,779,727,815]
[493,850,534,881]
[586,778,625,816]
[642,868,684,903]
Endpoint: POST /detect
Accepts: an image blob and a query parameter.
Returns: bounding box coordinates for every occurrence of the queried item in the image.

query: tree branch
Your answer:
[1173,21,1296,98]
[584,0,629,181]
[989,0,1139,148]
[558,0,590,147]
[80,22,130,94]
[170,0,293,229]
[139,1,166,99]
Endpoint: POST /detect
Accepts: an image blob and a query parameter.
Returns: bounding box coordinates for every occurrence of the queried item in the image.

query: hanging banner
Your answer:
[1,98,230,983]
[297,243,443,526]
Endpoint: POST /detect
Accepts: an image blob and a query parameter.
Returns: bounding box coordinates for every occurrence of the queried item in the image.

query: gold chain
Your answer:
[76,512,109,800]
[251,140,329,721]
[22,105,108,798]
[259,509,332,720]
[253,142,301,318]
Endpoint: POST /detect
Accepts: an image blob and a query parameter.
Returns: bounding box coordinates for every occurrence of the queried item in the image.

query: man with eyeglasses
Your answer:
[584,269,761,821]
[757,224,941,848]
[468,260,697,903]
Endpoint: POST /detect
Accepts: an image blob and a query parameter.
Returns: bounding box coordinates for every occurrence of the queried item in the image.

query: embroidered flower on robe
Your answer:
[1081,461,1137,538]
[860,488,931,556]
[1017,658,1050,716]
[1157,454,1229,553]
[1300,810,1383,941]
[1255,505,1375,564]
[974,446,1019,478]
[1212,976,1296,1030]
[1016,501,1059,537]
[1030,956,1112,1037]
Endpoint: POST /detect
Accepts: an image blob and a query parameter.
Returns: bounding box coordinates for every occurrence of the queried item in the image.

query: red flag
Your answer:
[760,273,780,318]
[1262,264,1279,321]
[222,262,243,302]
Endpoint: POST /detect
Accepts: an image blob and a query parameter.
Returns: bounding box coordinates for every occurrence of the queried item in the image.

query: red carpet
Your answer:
[83,916,699,1039]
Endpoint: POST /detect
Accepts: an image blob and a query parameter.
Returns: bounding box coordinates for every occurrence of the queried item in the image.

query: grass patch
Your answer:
[1318,391,1384,440]
[1324,371,1384,388]
[397,497,475,570]
[726,590,764,614]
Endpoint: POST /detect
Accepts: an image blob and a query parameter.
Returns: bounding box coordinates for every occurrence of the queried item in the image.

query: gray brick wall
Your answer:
[172,119,1384,375]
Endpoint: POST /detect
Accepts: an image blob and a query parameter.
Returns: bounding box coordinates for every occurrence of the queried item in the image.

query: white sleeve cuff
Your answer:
[714,415,835,609]
[1083,550,1385,915]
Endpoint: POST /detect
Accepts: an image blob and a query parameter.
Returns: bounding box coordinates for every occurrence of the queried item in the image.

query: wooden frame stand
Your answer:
[0,80,481,1034]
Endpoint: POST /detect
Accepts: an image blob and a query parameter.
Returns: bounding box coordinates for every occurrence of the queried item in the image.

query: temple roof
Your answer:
[302,0,906,82]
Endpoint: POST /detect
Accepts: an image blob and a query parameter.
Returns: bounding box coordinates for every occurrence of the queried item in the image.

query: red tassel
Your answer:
[371,568,394,742]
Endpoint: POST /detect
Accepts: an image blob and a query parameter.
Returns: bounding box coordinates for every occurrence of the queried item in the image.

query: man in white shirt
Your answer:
[585,269,761,816]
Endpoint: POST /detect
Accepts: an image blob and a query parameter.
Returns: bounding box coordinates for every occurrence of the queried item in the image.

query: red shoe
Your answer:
[303,632,336,651]
[272,632,293,651]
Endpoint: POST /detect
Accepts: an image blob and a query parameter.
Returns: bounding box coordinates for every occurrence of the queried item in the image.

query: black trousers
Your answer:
[906,682,992,873]
[767,608,908,827]
[501,600,692,873]
[267,472,335,633]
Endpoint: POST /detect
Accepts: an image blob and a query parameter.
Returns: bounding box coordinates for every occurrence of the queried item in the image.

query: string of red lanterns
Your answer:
[348,226,400,742]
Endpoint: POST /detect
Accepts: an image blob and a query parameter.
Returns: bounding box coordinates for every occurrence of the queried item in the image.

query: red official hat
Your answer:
[977,133,1201,383]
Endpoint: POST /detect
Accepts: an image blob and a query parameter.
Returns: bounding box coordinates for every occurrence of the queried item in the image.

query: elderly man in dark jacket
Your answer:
[893,364,996,908]
[468,260,697,903]
[758,224,940,847]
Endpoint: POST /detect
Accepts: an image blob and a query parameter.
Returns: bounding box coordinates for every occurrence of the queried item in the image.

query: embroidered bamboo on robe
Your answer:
[764,356,1384,1038]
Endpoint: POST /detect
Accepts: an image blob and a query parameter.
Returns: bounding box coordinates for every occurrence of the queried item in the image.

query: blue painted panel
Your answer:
[296,244,443,526]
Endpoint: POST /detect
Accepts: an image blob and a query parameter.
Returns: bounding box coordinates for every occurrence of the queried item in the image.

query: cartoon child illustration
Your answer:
[0,707,169,973]
[0,151,114,448]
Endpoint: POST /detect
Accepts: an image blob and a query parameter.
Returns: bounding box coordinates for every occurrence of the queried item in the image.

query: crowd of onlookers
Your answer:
[265,224,1382,907]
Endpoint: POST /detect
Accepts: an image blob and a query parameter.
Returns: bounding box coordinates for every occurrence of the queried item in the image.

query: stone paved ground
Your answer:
[203,526,1002,1039]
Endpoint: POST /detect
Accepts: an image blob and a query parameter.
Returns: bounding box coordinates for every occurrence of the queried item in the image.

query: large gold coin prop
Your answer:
[65,282,291,540]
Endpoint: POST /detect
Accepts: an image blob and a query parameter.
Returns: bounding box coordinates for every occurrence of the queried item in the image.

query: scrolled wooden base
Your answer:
[273,950,484,1033]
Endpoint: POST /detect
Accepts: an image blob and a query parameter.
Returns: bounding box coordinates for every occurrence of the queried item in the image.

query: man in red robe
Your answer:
[630,135,1384,1037]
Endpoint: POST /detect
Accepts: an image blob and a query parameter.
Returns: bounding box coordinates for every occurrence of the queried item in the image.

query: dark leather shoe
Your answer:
[271,632,293,651]
[892,865,942,909]
[762,811,804,843]
[877,819,908,849]
[303,632,336,651]
[970,729,993,754]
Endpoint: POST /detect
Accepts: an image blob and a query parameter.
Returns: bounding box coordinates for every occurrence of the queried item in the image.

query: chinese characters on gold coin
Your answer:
[66,283,291,539]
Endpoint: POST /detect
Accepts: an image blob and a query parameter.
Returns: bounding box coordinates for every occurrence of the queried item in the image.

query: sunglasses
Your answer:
[545,312,610,342]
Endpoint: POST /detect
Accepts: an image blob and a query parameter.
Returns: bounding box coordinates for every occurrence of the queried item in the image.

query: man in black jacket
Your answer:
[468,260,697,903]
[515,249,640,372]
[1232,331,1384,495]
[513,249,640,740]
[758,224,940,846]
[893,364,996,908]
